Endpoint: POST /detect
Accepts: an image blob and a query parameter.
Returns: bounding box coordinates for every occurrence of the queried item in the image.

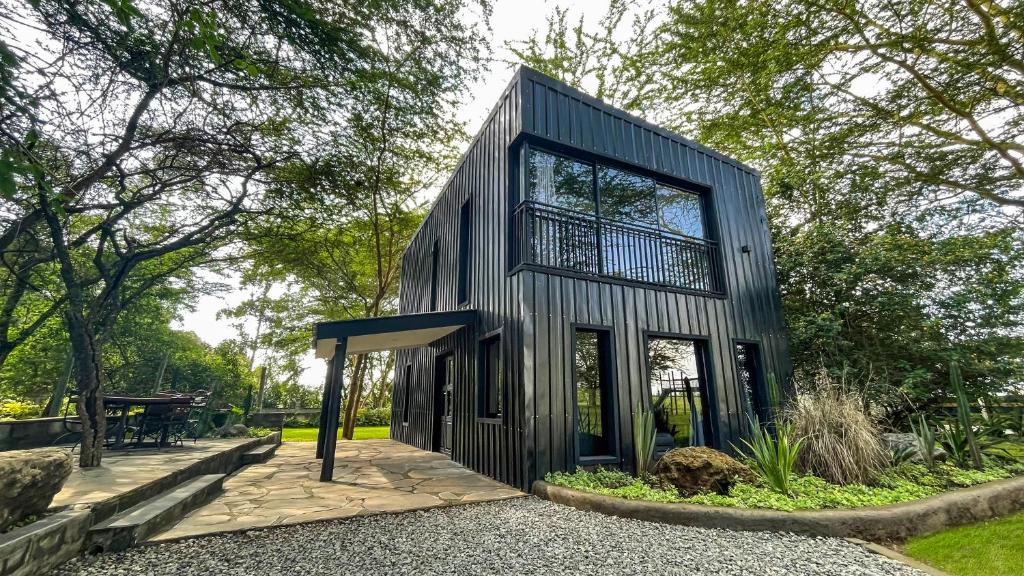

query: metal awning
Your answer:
[313,309,477,359]
[311,309,477,482]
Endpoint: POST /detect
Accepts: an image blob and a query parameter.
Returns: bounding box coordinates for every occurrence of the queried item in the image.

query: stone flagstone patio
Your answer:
[151,439,525,540]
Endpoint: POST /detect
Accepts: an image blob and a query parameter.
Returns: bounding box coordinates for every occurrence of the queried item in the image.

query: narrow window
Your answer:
[735,342,769,426]
[457,201,471,305]
[574,328,616,458]
[478,334,502,419]
[430,240,439,311]
[402,364,412,424]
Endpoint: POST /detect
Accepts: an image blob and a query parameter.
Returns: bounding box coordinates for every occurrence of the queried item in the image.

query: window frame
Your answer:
[457,200,472,306]
[641,330,721,451]
[476,328,505,423]
[429,239,440,312]
[402,363,412,426]
[732,338,771,430]
[571,323,621,465]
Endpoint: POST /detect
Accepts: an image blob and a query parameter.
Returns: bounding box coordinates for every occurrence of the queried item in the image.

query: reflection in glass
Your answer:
[736,342,768,425]
[528,150,594,213]
[647,337,710,449]
[657,184,705,238]
[576,330,612,457]
[598,166,658,225]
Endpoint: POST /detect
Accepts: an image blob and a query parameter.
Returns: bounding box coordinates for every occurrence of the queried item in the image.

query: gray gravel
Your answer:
[54,497,924,576]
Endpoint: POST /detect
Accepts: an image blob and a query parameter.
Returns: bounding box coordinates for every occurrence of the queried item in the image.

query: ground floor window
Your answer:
[646,336,714,449]
[574,327,616,459]
[735,341,769,426]
[479,334,503,419]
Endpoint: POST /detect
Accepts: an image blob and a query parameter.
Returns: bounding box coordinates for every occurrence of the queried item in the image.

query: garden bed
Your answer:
[533,473,1024,542]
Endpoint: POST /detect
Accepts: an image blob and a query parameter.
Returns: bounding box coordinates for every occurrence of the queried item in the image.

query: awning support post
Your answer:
[315,354,336,459]
[319,338,347,482]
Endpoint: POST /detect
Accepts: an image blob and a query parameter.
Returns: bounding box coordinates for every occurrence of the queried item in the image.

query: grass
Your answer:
[280,426,391,442]
[904,512,1024,576]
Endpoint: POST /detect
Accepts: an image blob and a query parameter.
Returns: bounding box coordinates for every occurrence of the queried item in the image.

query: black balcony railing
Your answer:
[514,201,724,294]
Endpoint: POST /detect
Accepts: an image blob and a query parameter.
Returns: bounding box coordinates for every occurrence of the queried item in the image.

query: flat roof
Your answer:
[312,310,477,358]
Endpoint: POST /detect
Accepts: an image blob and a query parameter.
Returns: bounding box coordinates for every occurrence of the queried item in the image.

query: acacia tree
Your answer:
[0,0,486,466]
[510,0,1024,418]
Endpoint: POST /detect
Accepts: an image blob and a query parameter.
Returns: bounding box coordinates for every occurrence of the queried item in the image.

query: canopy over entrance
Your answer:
[311,310,477,481]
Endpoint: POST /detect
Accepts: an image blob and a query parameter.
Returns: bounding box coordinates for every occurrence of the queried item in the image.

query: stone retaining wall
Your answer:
[533,475,1024,542]
[0,418,69,451]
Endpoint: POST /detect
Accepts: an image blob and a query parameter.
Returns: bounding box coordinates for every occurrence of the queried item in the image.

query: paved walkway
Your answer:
[152,439,525,540]
[53,438,253,508]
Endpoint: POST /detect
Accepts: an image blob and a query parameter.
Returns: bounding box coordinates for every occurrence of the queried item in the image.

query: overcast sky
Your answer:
[172,0,612,389]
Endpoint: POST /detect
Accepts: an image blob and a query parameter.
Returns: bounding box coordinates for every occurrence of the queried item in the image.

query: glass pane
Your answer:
[483,338,502,418]
[657,184,705,238]
[598,166,657,226]
[647,338,708,449]
[575,330,610,457]
[528,149,595,213]
[736,343,767,425]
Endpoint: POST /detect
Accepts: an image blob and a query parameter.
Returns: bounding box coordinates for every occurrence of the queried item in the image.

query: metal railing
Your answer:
[514,201,724,294]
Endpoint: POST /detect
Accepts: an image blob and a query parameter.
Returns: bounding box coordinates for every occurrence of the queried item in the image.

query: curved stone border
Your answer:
[533,475,1024,542]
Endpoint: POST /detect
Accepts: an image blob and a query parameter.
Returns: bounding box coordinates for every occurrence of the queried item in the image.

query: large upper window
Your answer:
[657,184,706,238]
[598,166,658,226]
[527,149,594,213]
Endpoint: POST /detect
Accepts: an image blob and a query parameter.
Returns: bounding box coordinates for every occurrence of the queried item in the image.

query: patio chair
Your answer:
[53,389,133,451]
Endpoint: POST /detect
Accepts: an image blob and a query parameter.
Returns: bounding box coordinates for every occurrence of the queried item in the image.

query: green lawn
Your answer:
[904,512,1024,576]
[280,426,390,442]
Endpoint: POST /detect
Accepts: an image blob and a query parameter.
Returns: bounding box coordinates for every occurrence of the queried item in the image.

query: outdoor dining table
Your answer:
[101,395,195,449]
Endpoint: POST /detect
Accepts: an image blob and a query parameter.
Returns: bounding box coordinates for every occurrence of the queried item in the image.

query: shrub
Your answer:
[788,385,887,485]
[355,407,391,427]
[632,401,655,477]
[911,413,938,469]
[740,418,803,495]
[0,400,40,420]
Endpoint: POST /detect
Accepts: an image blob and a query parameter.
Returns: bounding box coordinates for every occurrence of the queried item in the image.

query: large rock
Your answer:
[0,447,73,531]
[214,423,249,438]
[655,447,755,496]
[882,433,947,463]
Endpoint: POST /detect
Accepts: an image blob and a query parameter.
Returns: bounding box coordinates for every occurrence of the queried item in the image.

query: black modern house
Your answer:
[313,66,789,490]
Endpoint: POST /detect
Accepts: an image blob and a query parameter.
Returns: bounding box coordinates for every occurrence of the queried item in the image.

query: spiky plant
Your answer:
[633,401,656,477]
[740,417,803,496]
[910,413,938,469]
[949,361,984,469]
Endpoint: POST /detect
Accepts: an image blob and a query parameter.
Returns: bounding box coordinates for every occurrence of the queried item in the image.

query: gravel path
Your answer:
[55,498,924,576]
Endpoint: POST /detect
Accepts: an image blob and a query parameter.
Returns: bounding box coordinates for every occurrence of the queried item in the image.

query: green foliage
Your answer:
[0,399,40,420]
[911,413,939,470]
[906,512,1024,576]
[545,468,683,504]
[280,426,390,442]
[632,401,656,476]
[950,361,985,469]
[739,418,803,495]
[247,427,273,439]
[355,407,392,427]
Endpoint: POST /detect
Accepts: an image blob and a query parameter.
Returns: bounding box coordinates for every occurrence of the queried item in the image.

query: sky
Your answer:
[172,0,612,390]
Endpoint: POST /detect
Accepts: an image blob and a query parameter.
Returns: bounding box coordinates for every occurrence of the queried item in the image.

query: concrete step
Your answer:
[241,443,278,465]
[85,474,225,553]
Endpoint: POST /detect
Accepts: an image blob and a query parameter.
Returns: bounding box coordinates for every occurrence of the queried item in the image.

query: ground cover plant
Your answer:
[281,426,390,442]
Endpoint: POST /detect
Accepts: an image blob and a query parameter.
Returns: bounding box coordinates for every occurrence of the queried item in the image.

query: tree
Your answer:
[0,0,487,465]
[510,0,1024,420]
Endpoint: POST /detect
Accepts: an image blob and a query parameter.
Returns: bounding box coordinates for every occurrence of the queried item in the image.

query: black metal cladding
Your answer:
[392,66,790,491]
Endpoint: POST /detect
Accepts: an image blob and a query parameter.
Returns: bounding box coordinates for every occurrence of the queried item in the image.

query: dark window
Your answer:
[736,342,769,425]
[402,364,412,424]
[430,240,439,311]
[657,184,706,238]
[478,335,502,419]
[647,336,714,449]
[574,328,616,458]
[457,201,471,304]
[528,149,595,213]
[598,166,658,225]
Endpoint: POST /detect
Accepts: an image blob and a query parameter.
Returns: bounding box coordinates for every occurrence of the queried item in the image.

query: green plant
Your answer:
[633,401,656,476]
[910,413,938,469]
[949,361,984,469]
[739,417,803,495]
[787,385,887,485]
[0,400,40,420]
[355,407,392,427]
[248,426,273,438]
[766,373,782,411]
[890,445,917,467]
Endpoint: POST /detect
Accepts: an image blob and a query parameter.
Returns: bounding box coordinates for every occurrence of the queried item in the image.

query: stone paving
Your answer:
[151,439,525,540]
[52,438,253,508]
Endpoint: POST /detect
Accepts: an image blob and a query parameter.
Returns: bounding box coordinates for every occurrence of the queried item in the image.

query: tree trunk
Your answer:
[66,310,106,468]
[341,354,368,440]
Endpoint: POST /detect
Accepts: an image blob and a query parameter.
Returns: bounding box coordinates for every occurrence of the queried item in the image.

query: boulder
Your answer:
[655,447,755,496]
[214,423,249,438]
[883,433,947,463]
[0,447,73,532]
